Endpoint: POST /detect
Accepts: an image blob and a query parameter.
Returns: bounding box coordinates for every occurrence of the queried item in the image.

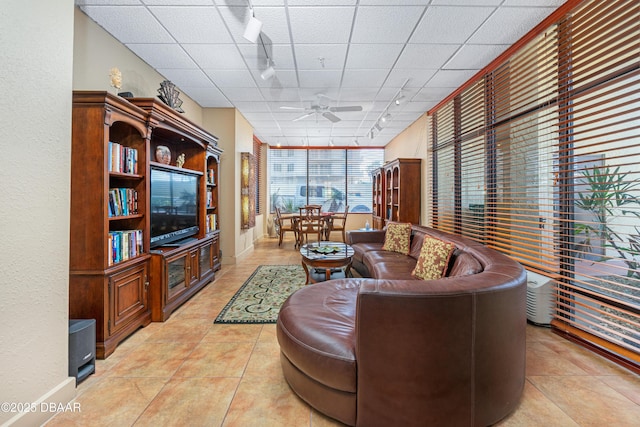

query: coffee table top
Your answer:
[300,241,354,261]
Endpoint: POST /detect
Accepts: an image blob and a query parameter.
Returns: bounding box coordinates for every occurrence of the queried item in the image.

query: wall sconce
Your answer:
[241,152,256,229]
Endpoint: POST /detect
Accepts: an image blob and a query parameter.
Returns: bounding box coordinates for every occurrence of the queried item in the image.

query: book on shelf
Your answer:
[108,141,138,174]
[206,190,214,208]
[108,229,143,266]
[206,214,217,233]
[108,188,138,217]
[207,169,216,185]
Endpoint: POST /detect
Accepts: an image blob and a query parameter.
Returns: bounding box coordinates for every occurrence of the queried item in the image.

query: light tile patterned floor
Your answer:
[47,236,640,426]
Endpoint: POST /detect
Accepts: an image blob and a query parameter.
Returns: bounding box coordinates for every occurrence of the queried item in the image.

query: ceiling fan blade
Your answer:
[280,106,307,111]
[322,112,341,123]
[329,106,363,112]
[293,112,315,122]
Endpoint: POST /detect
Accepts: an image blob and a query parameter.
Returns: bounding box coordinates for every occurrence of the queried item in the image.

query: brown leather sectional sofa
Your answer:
[276,224,527,427]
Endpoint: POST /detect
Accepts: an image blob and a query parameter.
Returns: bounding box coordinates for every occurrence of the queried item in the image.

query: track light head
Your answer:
[261,64,275,80]
[243,9,263,43]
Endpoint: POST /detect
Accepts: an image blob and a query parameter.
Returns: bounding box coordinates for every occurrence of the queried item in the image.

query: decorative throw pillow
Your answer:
[412,236,456,280]
[382,222,412,255]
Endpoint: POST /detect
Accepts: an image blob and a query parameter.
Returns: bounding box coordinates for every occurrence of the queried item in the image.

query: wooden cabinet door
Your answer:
[109,261,149,335]
[211,233,221,270]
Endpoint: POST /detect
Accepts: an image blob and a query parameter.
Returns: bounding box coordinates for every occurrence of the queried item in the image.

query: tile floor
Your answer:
[47,236,640,426]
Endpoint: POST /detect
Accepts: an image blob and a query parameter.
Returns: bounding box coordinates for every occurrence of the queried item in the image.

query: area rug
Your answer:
[214,265,306,324]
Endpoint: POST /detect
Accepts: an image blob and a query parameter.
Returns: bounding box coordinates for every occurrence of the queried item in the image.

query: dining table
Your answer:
[279,211,336,245]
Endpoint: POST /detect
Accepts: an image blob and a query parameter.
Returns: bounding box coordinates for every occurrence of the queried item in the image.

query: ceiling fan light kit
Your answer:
[280,94,362,123]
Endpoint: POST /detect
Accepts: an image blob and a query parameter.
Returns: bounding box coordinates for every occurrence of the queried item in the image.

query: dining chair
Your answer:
[275,208,298,247]
[297,205,323,246]
[328,205,349,242]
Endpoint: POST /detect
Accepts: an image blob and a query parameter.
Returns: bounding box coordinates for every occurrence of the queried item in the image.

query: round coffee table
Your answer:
[300,241,355,284]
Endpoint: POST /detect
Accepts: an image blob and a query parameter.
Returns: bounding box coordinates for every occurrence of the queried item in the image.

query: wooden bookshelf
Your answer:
[69,91,223,357]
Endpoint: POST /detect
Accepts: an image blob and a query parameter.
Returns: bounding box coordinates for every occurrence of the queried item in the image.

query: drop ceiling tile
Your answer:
[217,6,291,44]
[503,0,565,5]
[298,88,341,101]
[359,0,430,4]
[203,69,257,87]
[345,44,404,69]
[342,69,389,88]
[427,69,477,87]
[444,44,508,70]
[157,68,212,88]
[81,6,174,43]
[410,6,495,44]
[221,87,265,102]
[238,44,295,69]
[143,1,212,5]
[180,86,232,107]
[383,69,437,88]
[413,86,456,102]
[294,44,348,70]
[260,88,302,102]
[213,0,285,5]
[288,0,357,4]
[430,0,501,5]
[298,70,343,88]
[338,88,379,102]
[288,7,355,44]
[395,44,460,69]
[126,43,198,68]
[469,7,557,44]
[79,0,141,4]
[149,6,233,44]
[250,69,299,88]
[351,6,424,44]
[183,44,246,68]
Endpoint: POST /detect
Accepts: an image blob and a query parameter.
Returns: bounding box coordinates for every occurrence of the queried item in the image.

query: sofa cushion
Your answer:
[447,250,483,277]
[412,236,456,280]
[363,249,417,278]
[382,222,412,255]
[351,242,384,264]
[409,231,426,260]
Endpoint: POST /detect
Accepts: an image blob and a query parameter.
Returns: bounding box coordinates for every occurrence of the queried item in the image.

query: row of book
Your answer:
[207,169,216,185]
[206,190,215,208]
[108,141,138,174]
[108,229,143,266]
[206,214,217,233]
[108,188,138,217]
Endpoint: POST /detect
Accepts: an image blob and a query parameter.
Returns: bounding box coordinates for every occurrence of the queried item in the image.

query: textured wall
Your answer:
[0,0,76,425]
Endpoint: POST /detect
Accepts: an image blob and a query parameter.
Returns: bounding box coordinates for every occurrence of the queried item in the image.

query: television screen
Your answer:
[150,167,199,247]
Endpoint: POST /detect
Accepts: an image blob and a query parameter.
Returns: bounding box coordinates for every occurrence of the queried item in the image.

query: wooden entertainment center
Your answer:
[69,91,223,358]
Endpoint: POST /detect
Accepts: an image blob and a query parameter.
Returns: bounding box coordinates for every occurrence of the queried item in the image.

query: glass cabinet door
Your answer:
[200,243,212,278]
[167,253,187,299]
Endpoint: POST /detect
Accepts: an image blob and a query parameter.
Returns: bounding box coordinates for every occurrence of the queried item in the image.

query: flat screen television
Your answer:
[149,167,199,248]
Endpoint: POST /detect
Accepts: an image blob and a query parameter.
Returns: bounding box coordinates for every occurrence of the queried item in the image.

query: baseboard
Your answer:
[1,377,76,427]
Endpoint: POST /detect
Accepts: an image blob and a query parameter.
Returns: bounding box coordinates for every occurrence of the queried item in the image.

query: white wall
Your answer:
[0,1,76,425]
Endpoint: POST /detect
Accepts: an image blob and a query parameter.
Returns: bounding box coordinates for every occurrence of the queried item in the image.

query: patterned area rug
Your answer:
[214,265,306,324]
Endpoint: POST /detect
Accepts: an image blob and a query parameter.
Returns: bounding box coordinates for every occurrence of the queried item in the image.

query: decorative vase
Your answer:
[155,145,171,164]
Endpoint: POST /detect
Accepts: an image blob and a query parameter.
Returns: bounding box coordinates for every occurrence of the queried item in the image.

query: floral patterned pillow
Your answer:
[382,222,412,255]
[412,236,456,280]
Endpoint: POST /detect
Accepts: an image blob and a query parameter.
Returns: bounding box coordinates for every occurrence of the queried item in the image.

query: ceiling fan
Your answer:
[280,95,363,123]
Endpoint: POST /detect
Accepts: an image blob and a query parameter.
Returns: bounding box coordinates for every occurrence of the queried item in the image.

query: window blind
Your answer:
[430,0,640,369]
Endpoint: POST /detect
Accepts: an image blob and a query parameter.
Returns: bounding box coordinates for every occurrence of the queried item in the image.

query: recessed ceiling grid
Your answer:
[76,0,565,147]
